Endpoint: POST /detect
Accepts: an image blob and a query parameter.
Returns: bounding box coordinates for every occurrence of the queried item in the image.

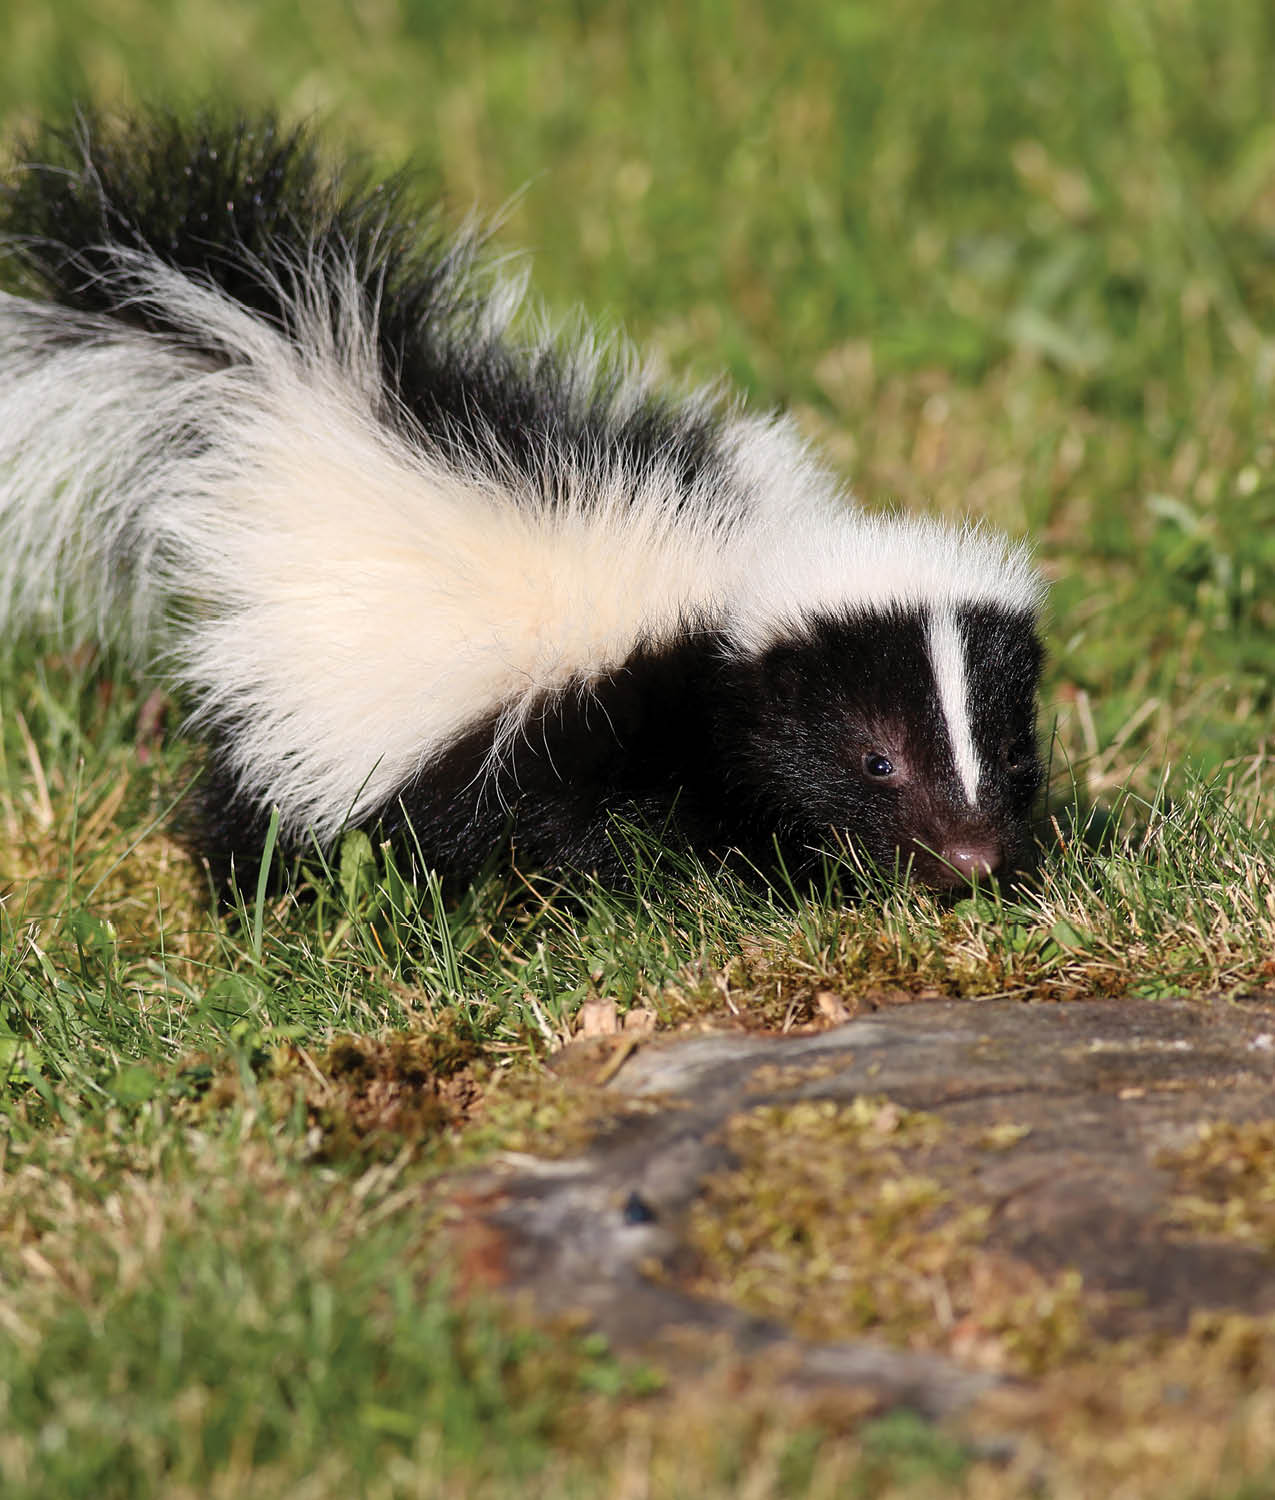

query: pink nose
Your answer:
[936,842,1004,885]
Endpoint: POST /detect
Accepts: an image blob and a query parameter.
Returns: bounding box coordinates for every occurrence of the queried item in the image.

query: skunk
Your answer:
[0,108,1046,893]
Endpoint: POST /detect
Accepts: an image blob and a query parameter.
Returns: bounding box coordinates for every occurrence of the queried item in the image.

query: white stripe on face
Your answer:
[927,607,982,804]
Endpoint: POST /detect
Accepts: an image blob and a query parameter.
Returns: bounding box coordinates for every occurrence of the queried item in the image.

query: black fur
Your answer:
[1,108,725,497]
[197,603,1043,894]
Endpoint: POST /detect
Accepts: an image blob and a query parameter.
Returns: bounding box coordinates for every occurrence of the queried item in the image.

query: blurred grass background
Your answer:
[1,3,1274,1497]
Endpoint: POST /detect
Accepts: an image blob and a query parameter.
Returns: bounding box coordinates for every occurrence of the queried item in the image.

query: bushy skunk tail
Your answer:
[0,108,732,843]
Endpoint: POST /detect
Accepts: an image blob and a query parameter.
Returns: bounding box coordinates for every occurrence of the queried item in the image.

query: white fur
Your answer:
[926,608,981,803]
[718,457,1043,654]
[0,246,1043,840]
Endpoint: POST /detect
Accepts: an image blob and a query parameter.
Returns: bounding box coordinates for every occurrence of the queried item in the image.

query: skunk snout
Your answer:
[907,831,1006,889]
[934,838,1004,886]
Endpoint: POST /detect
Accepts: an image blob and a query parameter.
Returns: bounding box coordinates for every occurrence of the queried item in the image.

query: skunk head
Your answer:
[716,601,1044,888]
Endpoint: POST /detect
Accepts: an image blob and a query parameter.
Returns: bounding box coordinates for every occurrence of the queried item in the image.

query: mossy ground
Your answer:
[679,1091,1275,1498]
[2,1,1275,1494]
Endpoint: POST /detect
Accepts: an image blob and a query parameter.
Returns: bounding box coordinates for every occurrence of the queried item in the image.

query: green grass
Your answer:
[2,0,1275,1495]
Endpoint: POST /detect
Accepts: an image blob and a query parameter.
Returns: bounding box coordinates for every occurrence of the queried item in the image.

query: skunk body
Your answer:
[0,110,1045,891]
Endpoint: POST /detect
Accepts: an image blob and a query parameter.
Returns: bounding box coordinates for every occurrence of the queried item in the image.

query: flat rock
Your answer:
[448,997,1275,1417]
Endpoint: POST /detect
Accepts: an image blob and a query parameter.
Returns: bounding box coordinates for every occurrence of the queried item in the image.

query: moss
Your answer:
[1161,1119,1275,1252]
[685,1097,1092,1376]
[180,1017,489,1162]
[967,1311,1275,1498]
[457,1054,667,1163]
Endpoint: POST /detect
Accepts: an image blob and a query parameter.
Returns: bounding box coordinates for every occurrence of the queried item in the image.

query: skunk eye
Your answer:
[862,752,895,779]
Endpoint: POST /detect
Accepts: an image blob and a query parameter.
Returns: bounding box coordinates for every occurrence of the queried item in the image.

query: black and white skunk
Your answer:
[0,108,1045,893]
